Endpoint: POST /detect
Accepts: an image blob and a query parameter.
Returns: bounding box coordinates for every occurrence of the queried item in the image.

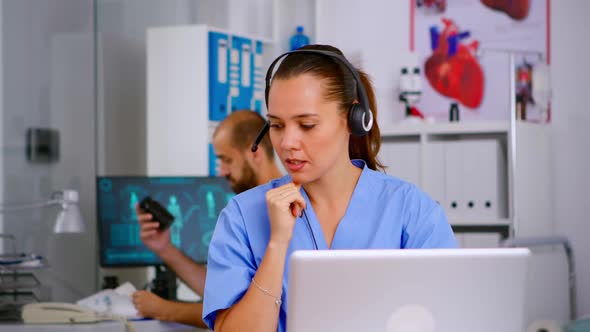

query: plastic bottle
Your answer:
[289,25,310,51]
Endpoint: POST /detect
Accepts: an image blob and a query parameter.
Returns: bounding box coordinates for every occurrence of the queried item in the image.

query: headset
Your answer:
[251,49,374,152]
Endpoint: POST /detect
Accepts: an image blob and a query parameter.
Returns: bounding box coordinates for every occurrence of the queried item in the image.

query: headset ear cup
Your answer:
[348,104,370,136]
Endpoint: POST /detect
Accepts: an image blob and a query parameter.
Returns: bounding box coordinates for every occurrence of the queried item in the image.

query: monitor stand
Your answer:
[151,265,177,300]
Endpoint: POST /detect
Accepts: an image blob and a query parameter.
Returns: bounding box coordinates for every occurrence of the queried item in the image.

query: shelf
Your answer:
[451,224,511,239]
[449,218,511,226]
[0,254,47,272]
[380,121,510,138]
[0,272,41,290]
[379,124,423,137]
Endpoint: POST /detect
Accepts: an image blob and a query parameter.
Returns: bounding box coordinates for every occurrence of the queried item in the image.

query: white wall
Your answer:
[96,33,147,175]
[551,0,590,318]
[96,0,195,176]
[1,0,96,301]
[314,0,410,126]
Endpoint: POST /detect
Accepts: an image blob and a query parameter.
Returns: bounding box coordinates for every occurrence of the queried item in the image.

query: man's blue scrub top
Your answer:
[203,159,457,331]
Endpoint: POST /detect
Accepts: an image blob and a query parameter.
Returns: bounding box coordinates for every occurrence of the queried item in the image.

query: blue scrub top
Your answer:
[202,159,457,331]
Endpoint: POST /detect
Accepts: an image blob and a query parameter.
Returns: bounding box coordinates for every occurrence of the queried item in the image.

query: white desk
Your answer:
[0,319,209,331]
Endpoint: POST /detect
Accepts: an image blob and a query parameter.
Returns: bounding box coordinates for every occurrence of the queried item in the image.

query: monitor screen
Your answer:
[97,176,235,267]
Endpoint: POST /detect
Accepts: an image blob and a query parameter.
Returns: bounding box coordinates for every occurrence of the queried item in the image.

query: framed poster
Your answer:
[411,0,550,123]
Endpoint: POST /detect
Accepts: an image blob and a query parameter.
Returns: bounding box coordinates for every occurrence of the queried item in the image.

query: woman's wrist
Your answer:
[267,238,291,251]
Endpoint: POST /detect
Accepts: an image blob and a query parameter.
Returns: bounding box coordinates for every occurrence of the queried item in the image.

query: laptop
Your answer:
[287,248,530,332]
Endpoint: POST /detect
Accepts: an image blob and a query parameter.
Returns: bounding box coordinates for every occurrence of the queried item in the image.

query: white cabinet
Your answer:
[147,25,268,176]
[378,121,552,239]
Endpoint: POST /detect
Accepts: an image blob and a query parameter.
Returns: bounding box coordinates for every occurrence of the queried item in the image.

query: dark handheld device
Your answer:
[139,196,175,231]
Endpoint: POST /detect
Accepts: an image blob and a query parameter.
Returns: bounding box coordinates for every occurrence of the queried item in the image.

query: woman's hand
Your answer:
[265,182,306,246]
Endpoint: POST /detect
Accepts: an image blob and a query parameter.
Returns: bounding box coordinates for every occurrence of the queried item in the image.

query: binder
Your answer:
[423,141,446,207]
[208,31,229,121]
[208,143,216,176]
[462,139,506,220]
[379,141,421,186]
[230,36,253,111]
[444,140,464,221]
[252,40,265,113]
[208,121,220,176]
[461,140,481,219]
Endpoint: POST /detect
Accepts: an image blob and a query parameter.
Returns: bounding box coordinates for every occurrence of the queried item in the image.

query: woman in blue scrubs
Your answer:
[203,44,457,332]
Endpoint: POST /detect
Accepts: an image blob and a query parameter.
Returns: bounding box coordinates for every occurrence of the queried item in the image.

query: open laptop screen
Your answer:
[287,248,530,332]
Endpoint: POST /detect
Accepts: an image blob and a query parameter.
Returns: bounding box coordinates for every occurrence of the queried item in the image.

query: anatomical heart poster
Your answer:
[413,0,549,122]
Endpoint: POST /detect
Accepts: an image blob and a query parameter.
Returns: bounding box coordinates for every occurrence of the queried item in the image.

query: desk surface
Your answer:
[0,320,210,332]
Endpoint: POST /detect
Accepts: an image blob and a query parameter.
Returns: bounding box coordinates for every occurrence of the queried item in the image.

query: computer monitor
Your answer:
[287,248,530,332]
[97,176,234,267]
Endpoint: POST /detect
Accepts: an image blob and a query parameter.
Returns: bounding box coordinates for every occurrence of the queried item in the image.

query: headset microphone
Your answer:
[251,121,270,152]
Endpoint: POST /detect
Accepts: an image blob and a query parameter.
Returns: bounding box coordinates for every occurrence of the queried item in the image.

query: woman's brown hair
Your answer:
[269,44,384,171]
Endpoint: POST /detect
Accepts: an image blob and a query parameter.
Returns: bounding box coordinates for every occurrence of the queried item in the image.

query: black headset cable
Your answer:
[301,208,319,250]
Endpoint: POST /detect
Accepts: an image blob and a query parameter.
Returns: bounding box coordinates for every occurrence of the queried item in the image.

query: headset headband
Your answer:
[264,49,370,114]
[252,49,373,152]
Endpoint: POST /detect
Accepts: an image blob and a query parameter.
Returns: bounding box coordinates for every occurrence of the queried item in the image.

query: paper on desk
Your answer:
[114,282,137,297]
[77,282,139,318]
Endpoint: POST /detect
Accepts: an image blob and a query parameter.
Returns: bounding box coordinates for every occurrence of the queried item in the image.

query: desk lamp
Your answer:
[0,190,85,233]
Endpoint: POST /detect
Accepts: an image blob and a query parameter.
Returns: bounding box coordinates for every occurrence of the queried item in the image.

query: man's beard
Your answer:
[229,162,258,194]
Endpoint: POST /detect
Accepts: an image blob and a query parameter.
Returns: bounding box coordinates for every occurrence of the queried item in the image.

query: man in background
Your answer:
[132,110,281,327]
